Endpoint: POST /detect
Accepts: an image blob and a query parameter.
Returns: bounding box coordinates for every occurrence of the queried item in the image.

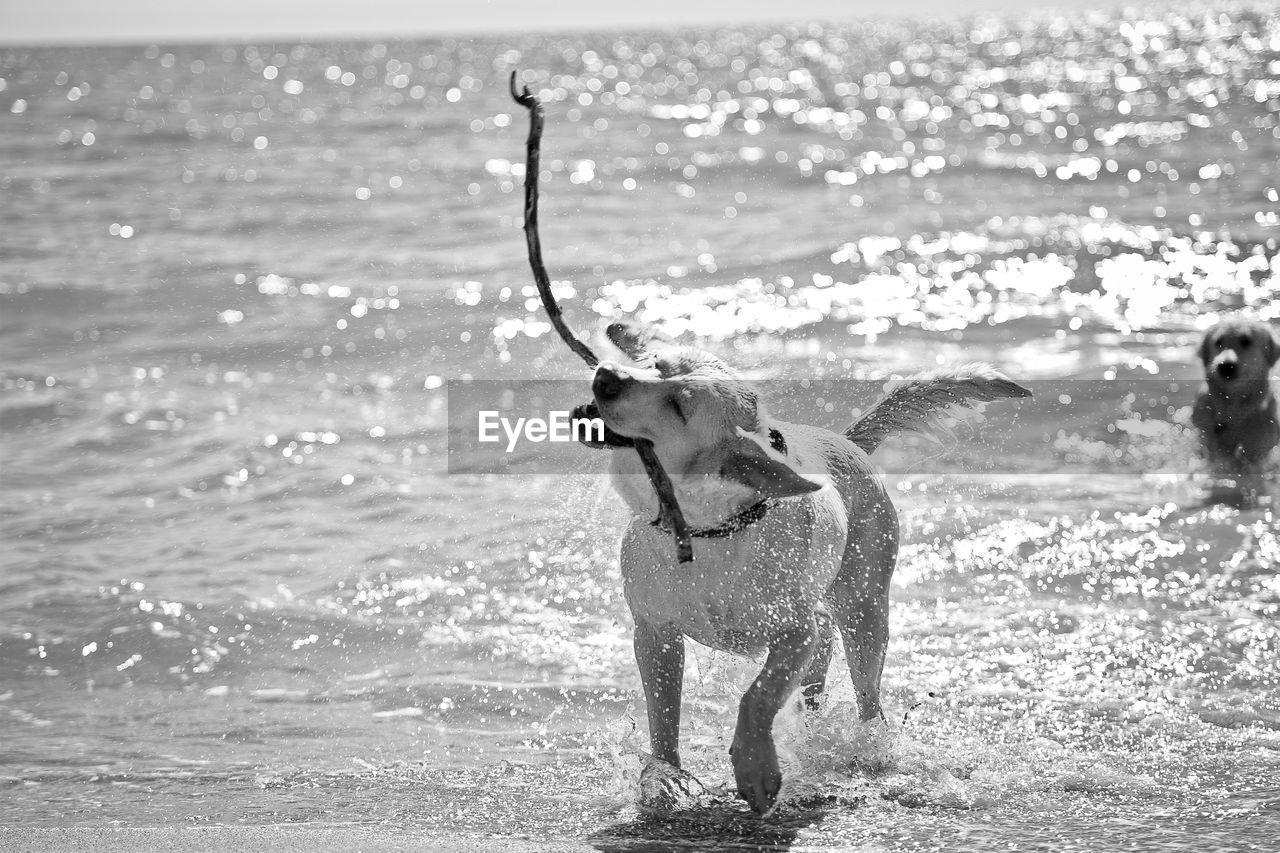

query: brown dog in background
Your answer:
[1191,318,1279,503]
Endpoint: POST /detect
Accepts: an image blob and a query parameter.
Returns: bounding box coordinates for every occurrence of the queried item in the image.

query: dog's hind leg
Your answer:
[828,506,898,722]
[800,607,835,711]
[633,617,685,767]
[830,584,890,721]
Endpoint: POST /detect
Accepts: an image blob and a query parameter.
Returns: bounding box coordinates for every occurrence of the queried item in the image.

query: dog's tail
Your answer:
[845,364,1031,454]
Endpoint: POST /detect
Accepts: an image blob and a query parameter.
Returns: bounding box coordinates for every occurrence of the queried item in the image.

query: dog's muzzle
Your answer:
[570,401,634,449]
[592,364,633,402]
[1216,359,1238,381]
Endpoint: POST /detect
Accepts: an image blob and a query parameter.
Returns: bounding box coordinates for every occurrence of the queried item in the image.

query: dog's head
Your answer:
[589,322,821,499]
[1198,319,1279,389]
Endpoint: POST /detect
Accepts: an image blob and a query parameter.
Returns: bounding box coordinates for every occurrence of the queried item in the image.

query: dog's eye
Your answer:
[1239,336,1252,348]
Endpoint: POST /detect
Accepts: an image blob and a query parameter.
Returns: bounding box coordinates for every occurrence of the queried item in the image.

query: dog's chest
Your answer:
[1202,394,1279,462]
[619,494,846,652]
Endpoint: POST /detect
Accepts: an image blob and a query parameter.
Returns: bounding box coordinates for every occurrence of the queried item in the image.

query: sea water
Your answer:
[1,5,1278,848]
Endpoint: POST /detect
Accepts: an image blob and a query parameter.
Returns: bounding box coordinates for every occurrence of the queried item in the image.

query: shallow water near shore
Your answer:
[2,4,1279,849]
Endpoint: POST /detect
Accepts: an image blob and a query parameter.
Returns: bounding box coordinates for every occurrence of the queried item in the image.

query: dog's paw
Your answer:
[730,737,783,815]
[639,756,707,814]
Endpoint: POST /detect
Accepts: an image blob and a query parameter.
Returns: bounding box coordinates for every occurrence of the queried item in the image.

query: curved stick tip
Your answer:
[509,70,533,106]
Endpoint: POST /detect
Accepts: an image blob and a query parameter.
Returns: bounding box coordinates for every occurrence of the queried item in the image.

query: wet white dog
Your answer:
[584,322,1030,813]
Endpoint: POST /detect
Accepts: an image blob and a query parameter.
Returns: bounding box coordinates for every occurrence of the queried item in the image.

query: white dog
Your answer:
[583,322,1030,813]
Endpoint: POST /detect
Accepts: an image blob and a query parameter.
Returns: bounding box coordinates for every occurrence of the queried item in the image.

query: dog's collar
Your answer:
[651,498,772,539]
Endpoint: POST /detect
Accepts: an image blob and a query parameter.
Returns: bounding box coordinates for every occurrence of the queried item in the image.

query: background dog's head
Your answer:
[590,322,821,499]
[1198,319,1279,391]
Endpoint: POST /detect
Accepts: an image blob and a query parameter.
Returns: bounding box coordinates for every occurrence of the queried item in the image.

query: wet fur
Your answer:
[1191,318,1279,502]
[590,322,1030,814]
[846,365,1033,453]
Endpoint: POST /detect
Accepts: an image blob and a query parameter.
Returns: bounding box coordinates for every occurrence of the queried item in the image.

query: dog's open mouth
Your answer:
[571,401,635,449]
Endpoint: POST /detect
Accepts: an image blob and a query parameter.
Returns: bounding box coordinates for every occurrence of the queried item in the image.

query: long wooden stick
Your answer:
[509,74,599,369]
[509,72,694,563]
[635,441,692,562]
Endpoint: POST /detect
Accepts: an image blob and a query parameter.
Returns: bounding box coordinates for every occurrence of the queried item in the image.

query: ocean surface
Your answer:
[2,4,1278,849]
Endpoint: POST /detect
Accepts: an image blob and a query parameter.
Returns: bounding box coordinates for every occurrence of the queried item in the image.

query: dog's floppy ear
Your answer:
[1197,329,1217,365]
[720,430,823,499]
[606,321,676,361]
[1264,324,1280,367]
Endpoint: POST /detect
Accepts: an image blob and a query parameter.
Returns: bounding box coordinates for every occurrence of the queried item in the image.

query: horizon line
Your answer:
[0,2,1135,49]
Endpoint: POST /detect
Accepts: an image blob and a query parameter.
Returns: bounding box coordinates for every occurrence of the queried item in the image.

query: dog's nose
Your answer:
[593,364,628,401]
[1216,360,1237,380]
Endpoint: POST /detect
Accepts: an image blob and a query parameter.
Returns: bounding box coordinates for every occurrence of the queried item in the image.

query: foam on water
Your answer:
[540,216,1280,344]
[586,494,1277,847]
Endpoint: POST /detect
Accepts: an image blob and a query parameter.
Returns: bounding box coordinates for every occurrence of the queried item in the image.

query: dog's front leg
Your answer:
[731,622,818,814]
[633,617,684,767]
[1238,457,1267,507]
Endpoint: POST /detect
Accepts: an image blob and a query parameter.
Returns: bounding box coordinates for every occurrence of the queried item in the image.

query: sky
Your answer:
[2,0,1122,45]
